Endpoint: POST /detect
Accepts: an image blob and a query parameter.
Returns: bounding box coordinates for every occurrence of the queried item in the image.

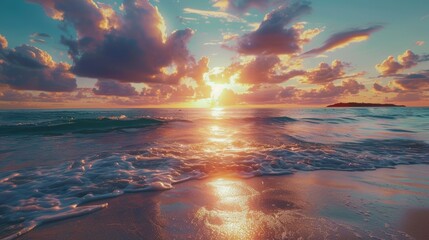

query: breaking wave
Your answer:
[0,117,164,136]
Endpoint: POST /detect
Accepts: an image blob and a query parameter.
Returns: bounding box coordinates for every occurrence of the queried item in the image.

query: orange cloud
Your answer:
[375,50,421,75]
[303,26,382,56]
[0,34,8,49]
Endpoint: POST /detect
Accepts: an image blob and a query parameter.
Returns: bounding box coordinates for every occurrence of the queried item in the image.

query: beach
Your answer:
[18,164,429,240]
[1,108,428,239]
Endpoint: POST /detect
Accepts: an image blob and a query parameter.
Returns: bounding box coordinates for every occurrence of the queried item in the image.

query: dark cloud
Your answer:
[30,39,46,44]
[373,70,429,101]
[373,83,398,93]
[0,87,95,103]
[0,88,34,101]
[0,37,77,92]
[31,32,51,38]
[30,32,51,43]
[303,26,382,56]
[394,72,429,91]
[232,1,312,55]
[375,50,428,75]
[31,0,206,85]
[92,79,138,96]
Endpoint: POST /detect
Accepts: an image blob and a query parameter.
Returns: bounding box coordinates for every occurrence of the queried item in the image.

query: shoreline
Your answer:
[17,164,429,240]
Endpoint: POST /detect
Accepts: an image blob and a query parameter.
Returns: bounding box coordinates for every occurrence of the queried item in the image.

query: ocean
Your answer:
[1,107,429,239]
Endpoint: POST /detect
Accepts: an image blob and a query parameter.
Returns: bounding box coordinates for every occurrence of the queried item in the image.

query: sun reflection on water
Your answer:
[211,107,225,119]
[208,125,232,144]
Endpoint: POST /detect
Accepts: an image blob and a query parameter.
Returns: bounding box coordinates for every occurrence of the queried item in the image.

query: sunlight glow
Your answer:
[211,107,225,119]
[210,83,227,101]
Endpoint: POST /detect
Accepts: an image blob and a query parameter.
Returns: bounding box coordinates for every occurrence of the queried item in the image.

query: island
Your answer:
[327,102,406,108]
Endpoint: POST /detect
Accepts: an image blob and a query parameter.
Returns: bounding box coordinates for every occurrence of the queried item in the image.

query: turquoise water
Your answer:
[0,107,428,238]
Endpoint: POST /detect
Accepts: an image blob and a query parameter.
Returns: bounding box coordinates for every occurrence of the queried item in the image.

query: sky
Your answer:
[0,0,428,108]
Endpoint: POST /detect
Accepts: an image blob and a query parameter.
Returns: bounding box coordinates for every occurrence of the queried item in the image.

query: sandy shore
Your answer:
[18,165,429,240]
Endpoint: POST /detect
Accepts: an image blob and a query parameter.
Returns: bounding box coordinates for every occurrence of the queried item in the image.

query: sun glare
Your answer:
[210,83,226,101]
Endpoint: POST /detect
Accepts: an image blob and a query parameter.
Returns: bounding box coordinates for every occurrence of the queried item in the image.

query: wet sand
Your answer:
[19,165,429,240]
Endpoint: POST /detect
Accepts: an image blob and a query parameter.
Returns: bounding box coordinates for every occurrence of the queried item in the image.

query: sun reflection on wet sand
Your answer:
[195,178,258,239]
[193,177,363,239]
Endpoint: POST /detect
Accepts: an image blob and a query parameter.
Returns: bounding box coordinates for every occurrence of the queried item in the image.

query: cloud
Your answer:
[231,2,313,55]
[30,0,207,85]
[303,26,382,56]
[394,72,429,91]
[390,93,425,102]
[242,84,285,104]
[375,50,427,75]
[213,57,359,86]
[0,34,8,49]
[30,32,51,38]
[140,84,197,104]
[237,56,305,84]
[0,87,95,104]
[301,60,350,84]
[0,88,34,101]
[212,0,282,13]
[30,39,46,43]
[92,79,138,96]
[177,16,198,24]
[216,79,365,106]
[373,83,397,93]
[296,79,365,103]
[0,37,77,92]
[29,0,120,40]
[373,71,429,101]
[30,32,51,44]
[217,84,285,105]
[416,41,425,46]
[183,8,243,22]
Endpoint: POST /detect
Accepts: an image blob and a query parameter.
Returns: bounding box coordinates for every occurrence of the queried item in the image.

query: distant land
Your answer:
[327,102,406,108]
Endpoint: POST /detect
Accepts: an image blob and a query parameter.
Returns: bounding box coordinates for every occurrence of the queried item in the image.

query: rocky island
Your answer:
[327,102,406,108]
